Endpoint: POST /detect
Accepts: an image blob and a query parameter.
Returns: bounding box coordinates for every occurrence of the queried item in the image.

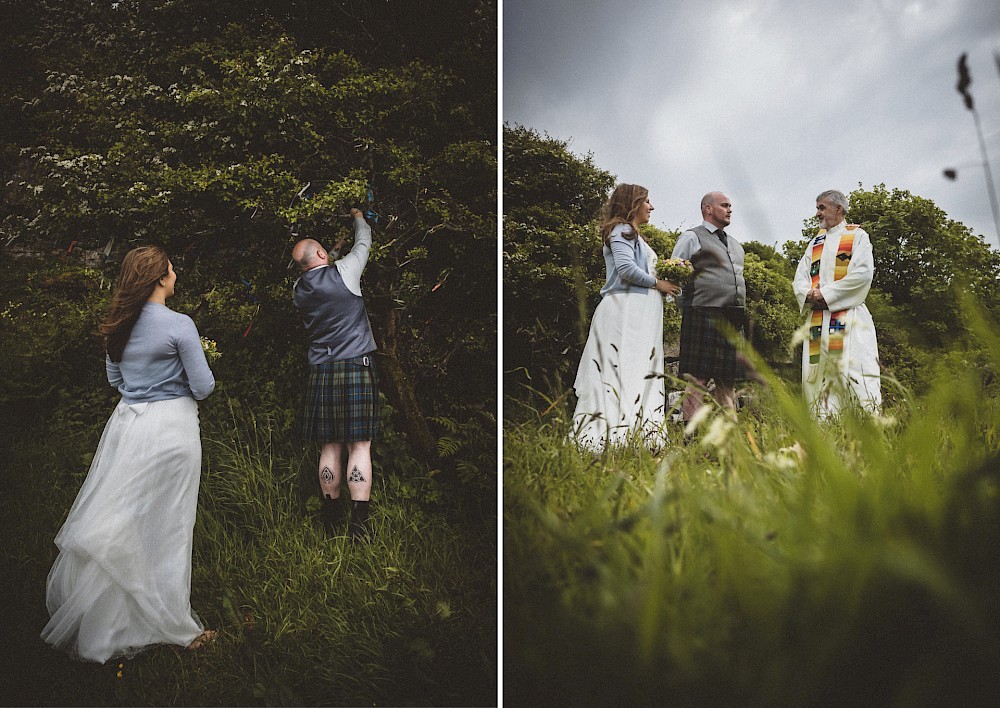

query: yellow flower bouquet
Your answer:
[200,337,222,363]
[656,257,695,286]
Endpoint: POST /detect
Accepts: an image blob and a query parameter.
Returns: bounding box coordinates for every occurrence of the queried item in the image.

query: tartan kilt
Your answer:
[678,306,750,382]
[297,355,382,443]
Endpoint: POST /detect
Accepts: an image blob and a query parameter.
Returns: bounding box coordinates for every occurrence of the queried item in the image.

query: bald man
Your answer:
[291,208,380,539]
[670,192,751,422]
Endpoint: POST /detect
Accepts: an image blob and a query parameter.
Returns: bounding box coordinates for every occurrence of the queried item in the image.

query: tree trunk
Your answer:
[375,305,440,468]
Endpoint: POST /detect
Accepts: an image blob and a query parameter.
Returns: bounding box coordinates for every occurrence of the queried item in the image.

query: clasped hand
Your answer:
[655,279,681,297]
[806,287,828,309]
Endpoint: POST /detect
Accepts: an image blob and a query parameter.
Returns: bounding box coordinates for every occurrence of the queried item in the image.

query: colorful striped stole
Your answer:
[808,226,858,364]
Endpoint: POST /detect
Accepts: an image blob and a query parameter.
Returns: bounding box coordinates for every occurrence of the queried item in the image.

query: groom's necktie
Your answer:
[716,229,728,246]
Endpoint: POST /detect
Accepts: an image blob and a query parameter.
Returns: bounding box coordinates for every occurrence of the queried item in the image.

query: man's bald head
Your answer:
[700,191,732,229]
[701,192,726,210]
[292,238,327,271]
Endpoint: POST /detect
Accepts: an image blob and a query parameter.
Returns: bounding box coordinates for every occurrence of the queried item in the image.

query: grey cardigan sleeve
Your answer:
[608,230,656,288]
[175,316,216,400]
[106,355,123,388]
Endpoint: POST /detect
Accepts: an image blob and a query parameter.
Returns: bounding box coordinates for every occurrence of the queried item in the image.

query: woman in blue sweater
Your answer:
[41,246,217,662]
[571,184,680,450]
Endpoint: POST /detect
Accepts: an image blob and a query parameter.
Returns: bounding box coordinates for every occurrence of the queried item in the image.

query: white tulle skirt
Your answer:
[41,396,205,663]
[571,289,667,450]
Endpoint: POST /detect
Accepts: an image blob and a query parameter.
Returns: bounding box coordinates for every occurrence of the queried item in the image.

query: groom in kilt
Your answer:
[670,191,751,421]
[292,207,381,538]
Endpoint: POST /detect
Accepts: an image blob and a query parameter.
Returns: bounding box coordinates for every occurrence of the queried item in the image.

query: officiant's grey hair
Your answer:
[816,190,848,211]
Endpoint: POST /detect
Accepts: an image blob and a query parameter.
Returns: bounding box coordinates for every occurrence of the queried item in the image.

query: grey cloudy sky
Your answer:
[503,0,1000,250]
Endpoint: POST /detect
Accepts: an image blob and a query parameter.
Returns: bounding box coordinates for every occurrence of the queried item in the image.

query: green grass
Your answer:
[504,313,1000,707]
[1,399,496,706]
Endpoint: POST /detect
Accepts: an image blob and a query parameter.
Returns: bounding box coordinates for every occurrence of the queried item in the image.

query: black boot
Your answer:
[349,500,372,540]
[320,495,346,534]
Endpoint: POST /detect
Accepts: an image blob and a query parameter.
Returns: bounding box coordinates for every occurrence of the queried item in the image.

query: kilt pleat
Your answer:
[678,306,750,381]
[298,357,381,442]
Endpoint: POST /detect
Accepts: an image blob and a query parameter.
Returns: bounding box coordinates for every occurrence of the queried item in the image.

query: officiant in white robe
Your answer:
[792,190,881,418]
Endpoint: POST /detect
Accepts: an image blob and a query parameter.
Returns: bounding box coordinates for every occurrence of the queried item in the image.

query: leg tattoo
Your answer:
[348,465,366,483]
[320,466,335,485]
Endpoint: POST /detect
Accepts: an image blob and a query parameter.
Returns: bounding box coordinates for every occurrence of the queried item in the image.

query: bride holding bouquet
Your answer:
[571,184,682,450]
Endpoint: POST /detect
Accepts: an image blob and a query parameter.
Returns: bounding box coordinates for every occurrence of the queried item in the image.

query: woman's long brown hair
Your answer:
[599,183,649,246]
[97,246,169,362]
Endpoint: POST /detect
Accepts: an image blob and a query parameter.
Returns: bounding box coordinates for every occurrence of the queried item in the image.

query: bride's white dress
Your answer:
[572,242,667,450]
[41,396,204,663]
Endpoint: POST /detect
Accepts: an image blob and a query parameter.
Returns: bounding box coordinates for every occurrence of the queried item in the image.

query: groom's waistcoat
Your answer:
[293,265,376,365]
[684,225,746,308]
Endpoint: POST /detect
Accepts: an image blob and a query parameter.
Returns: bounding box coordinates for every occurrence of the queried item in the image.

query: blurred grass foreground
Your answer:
[504,299,1000,707]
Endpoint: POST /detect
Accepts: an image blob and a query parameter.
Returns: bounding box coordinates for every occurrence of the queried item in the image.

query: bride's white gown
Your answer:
[41,396,205,663]
[572,242,667,450]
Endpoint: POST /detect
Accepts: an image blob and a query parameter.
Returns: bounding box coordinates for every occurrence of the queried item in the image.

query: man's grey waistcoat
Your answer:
[293,265,376,364]
[682,224,746,308]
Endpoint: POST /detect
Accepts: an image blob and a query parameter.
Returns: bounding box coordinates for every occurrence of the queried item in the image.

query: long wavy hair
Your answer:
[97,246,170,362]
[599,183,649,246]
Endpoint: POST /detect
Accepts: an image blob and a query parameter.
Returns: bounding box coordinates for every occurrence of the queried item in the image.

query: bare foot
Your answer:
[185,629,217,652]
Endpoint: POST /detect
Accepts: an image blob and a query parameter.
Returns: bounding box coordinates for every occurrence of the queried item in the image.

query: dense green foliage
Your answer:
[503,123,615,395]
[505,302,1000,706]
[851,185,1000,347]
[0,2,496,704]
[2,0,497,469]
[742,240,800,363]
